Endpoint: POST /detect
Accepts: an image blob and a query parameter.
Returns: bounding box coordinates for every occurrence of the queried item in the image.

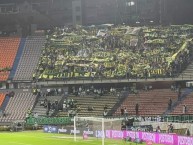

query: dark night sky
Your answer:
[167,0,193,24]
[0,0,193,25]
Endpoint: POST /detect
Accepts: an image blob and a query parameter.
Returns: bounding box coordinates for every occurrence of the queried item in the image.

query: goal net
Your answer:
[73,116,122,145]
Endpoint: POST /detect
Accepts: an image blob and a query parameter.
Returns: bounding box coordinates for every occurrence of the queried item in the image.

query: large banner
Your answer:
[45,126,193,145]
[108,130,193,145]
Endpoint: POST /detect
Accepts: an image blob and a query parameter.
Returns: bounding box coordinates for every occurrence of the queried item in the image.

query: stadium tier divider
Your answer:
[9,38,26,80]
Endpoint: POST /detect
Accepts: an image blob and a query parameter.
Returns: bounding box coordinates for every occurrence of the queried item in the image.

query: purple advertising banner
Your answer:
[106,130,193,145]
[53,126,193,145]
[158,133,176,145]
[178,136,193,145]
[140,132,156,143]
[124,130,139,140]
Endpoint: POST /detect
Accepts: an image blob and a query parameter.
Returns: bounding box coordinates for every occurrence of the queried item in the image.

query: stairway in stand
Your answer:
[179,62,193,79]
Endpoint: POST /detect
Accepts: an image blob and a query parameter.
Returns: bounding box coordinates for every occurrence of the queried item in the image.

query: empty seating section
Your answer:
[0,93,5,107]
[13,36,46,80]
[0,93,37,122]
[0,38,20,81]
[115,89,178,116]
[171,92,193,115]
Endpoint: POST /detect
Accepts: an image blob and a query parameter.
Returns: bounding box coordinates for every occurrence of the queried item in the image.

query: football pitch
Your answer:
[0,131,163,145]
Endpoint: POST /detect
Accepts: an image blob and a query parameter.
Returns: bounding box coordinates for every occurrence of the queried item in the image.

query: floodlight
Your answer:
[126,1,135,6]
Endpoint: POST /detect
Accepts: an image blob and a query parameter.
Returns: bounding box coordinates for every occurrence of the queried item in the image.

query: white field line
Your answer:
[8,142,32,145]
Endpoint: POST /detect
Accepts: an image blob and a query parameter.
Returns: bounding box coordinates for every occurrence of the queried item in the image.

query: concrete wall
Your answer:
[72,0,82,26]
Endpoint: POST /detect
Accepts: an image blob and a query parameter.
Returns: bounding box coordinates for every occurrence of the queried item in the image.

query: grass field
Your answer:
[0,131,164,145]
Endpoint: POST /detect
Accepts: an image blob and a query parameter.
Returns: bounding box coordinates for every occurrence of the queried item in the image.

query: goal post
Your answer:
[74,116,105,145]
[73,116,122,145]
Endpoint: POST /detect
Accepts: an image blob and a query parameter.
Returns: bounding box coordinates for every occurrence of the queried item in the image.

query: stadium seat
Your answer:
[0,37,20,81]
[0,93,6,107]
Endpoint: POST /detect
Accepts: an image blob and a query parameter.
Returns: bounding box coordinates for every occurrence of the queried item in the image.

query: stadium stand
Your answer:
[114,89,178,116]
[0,25,192,128]
[13,36,46,80]
[0,37,20,81]
[0,92,37,122]
[33,25,193,81]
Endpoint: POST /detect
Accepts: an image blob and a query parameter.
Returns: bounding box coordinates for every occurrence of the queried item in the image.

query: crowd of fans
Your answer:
[32,24,193,81]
